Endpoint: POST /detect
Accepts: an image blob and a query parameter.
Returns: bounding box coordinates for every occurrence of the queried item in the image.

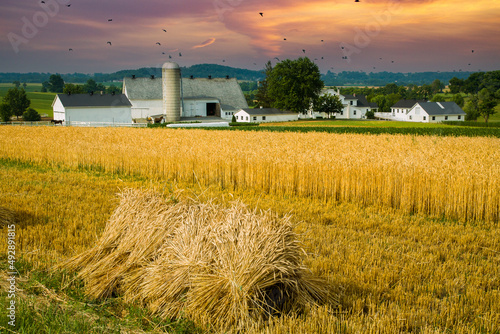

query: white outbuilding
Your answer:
[235,108,298,123]
[406,101,466,122]
[52,92,133,125]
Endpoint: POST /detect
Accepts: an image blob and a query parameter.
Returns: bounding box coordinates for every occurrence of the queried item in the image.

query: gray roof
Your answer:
[123,76,248,110]
[123,77,162,100]
[56,93,132,107]
[392,99,427,109]
[240,108,296,116]
[418,102,466,115]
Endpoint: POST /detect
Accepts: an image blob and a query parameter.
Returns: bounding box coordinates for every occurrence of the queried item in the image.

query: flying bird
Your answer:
[259,12,263,16]
[341,46,345,49]
[41,1,45,3]
[107,41,112,45]
[108,19,112,22]
[321,39,324,42]
[162,52,165,55]
[179,52,182,56]
[156,42,161,45]
[302,49,306,53]
[163,29,167,32]
[471,50,474,53]
[355,0,360,2]
[274,57,280,61]
[222,59,225,62]
[283,38,287,41]
[169,55,172,59]
[391,60,394,63]
[68,48,73,51]
[66,4,71,7]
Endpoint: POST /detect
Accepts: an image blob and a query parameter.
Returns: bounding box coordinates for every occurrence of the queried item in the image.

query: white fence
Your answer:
[0,121,147,128]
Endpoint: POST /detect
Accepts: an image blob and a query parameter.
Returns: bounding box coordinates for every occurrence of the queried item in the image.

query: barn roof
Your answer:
[56,93,132,107]
[239,108,296,116]
[123,76,248,111]
[392,99,427,109]
[417,102,466,115]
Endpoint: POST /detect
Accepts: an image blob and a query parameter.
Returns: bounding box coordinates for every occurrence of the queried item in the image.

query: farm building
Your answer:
[313,88,378,119]
[52,92,133,125]
[234,108,298,123]
[390,99,427,120]
[406,101,466,122]
[122,62,248,121]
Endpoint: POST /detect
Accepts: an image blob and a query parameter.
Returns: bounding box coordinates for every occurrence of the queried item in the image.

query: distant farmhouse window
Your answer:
[262,116,266,120]
[353,110,357,115]
[350,101,354,105]
[236,116,238,120]
[458,115,461,119]
[423,116,426,120]
[246,116,249,121]
[409,115,412,120]
[445,116,448,120]
[432,116,435,121]
[253,117,257,121]
[340,111,343,116]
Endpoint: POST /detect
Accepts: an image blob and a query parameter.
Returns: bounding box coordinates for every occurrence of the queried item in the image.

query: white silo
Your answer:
[162,62,181,122]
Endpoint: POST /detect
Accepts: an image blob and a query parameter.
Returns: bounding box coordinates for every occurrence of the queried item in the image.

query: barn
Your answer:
[235,108,298,123]
[122,67,248,121]
[52,92,133,125]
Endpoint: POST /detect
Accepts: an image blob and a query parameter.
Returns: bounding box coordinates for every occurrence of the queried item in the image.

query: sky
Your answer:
[1,0,499,74]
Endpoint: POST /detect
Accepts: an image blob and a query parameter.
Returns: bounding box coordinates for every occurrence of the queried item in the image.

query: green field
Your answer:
[0,83,56,117]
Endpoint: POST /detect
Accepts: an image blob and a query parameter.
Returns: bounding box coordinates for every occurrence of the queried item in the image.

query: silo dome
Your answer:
[162,62,181,122]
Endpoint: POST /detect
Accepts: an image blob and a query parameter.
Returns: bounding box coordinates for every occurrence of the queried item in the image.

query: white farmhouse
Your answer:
[406,101,466,122]
[235,108,298,123]
[316,88,377,119]
[122,74,248,121]
[52,92,132,124]
[390,99,427,121]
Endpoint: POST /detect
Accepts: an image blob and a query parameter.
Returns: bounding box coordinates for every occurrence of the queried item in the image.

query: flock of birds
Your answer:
[59,1,478,72]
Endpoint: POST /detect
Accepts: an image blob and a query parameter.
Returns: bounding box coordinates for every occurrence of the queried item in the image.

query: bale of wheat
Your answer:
[63,189,336,332]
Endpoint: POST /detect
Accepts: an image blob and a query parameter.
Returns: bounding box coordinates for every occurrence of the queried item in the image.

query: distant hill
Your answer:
[0,64,475,86]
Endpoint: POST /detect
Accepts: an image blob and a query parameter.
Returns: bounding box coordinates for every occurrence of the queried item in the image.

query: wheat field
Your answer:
[0,126,498,223]
[0,126,499,333]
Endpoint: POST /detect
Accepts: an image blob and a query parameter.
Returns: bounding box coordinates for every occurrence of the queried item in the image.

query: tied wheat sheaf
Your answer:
[63,188,336,332]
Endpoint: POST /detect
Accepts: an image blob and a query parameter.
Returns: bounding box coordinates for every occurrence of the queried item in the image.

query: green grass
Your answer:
[0,83,55,117]
[263,119,452,127]
[0,254,203,333]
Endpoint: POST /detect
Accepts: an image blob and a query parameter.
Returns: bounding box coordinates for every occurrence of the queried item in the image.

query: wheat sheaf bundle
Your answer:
[64,188,336,332]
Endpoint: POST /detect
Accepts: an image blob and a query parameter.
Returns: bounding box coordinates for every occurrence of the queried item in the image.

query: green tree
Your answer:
[431,94,446,102]
[41,81,50,93]
[431,79,444,94]
[12,80,20,88]
[3,87,31,120]
[22,108,41,122]
[255,61,273,108]
[365,110,375,119]
[22,82,27,89]
[0,103,12,122]
[452,94,465,108]
[48,74,65,93]
[478,88,498,123]
[314,93,343,118]
[63,83,85,94]
[106,84,122,95]
[449,77,464,94]
[464,94,480,121]
[267,57,323,114]
[371,95,387,113]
